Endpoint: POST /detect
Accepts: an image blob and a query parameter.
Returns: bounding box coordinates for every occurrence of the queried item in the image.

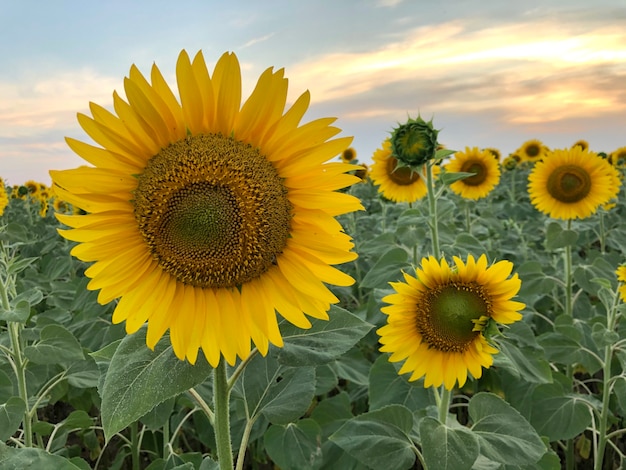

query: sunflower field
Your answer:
[2,50,626,470]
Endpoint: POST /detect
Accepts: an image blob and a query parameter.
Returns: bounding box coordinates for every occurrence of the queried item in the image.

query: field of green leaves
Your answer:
[2,152,626,469]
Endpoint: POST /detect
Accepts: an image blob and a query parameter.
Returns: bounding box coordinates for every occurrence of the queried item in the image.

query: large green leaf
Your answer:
[233,354,315,425]
[419,417,479,470]
[469,393,546,466]
[264,419,324,470]
[0,397,26,441]
[330,405,416,470]
[274,306,372,366]
[544,222,578,250]
[100,327,213,441]
[0,442,85,469]
[529,384,591,441]
[24,324,84,366]
[360,247,410,289]
[368,354,435,411]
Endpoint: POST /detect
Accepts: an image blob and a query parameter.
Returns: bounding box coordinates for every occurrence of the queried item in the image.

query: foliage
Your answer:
[2,162,626,469]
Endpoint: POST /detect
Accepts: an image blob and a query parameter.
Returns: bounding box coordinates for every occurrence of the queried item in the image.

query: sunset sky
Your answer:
[2,0,626,185]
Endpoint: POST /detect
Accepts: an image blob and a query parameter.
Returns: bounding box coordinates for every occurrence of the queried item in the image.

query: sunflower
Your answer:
[23,180,41,196]
[50,50,363,367]
[528,146,620,220]
[341,147,357,163]
[617,266,626,303]
[445,147,501,200]
[377,254,524,390]
[609,146,626,168]
[572,139,589,151]
[484,147,501,160]
[0,178,8,216]
[369,139,439,203]
[517,139,548,163]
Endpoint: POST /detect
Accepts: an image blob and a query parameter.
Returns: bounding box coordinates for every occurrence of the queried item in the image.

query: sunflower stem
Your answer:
[129,421,141,470]
[563,219,575,470]
[464,202,471,235]
[214,358,234,470]
[425,161,441,257]
[1,247,32,447]
[437,387,452,424]
[593,285,620,470]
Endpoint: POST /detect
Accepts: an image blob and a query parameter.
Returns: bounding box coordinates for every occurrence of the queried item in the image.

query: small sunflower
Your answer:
[517,139,548,163]
[377,254,524,390]
[50,50,363,367]
[502,156,518,171]
[617,266,626,303]
[370,139,438,203]
[341,147,357,163]
[354,163,369,182]
[484,147,501,160]
[0,179,8,216]
[445,147,501,200]
[609,146,626,168]
[528,147,620,220]
[23,180,41,196]
[572,139,589,151]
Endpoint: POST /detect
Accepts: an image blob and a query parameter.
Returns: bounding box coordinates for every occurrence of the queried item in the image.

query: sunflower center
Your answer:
[546,164,591,203]
[386,157,420,186]
[134,133,292,288]
[460,160,487,186]
[526,144,541,158]
[418,283,491,352]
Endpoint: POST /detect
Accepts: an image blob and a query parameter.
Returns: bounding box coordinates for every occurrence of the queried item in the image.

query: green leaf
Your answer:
[233,354,315,425]
[0,397,26,441]
[495,334,552,384]
[274,306,372,366]
[60,410,94,430]
[330,405,416,470]
[24,324,84,365]
[368,354,435,411]
[360,247,410,289]
[0,442,85,469]
[434,148,457,160]
[264,419,324,470]
[310,391,353,439]
[530,384,591,441]
[0,300,30,323]
[440,171,477,185]
[544,222,578,250]
[140,397,175,430]
[100,327,213,441]
[469,393,546,466]
[419,417,479,470]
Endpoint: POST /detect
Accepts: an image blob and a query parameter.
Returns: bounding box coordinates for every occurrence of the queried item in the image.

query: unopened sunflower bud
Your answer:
[390,115,439,168]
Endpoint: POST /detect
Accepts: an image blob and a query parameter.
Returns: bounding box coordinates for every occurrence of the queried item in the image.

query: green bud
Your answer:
[390,115,439,168]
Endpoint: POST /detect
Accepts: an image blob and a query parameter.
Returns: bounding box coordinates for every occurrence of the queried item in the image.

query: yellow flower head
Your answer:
[517,139,548,163]
[341,147,357,163]
[445,147,501,200]
[369,139,439,203]
[617,266,626,303]
[572,139,589,151]
[0,178,8,216]
[609,146,626,168]
[528,147,621,220]
[484,147,501,160]
[50,50,363,367]
[377,254,524,390]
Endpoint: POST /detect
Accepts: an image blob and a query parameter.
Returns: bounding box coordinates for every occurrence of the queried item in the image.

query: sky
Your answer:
[1,0,626,186]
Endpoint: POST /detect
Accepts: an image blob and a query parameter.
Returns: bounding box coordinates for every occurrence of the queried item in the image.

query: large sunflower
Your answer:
[528,146,620,220]
[517,138,548,163]
[50,50,363,367]
[369,139,438,203]
[445,147,501,200]
[377,254,524,390]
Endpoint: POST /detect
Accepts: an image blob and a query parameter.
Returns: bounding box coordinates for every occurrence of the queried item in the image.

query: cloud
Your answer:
[0,68,119,139]
[285,18,626,126]
[240,33,276,49]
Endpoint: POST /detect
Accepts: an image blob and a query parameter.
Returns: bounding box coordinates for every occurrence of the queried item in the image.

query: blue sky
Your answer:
[2,0,626,185]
